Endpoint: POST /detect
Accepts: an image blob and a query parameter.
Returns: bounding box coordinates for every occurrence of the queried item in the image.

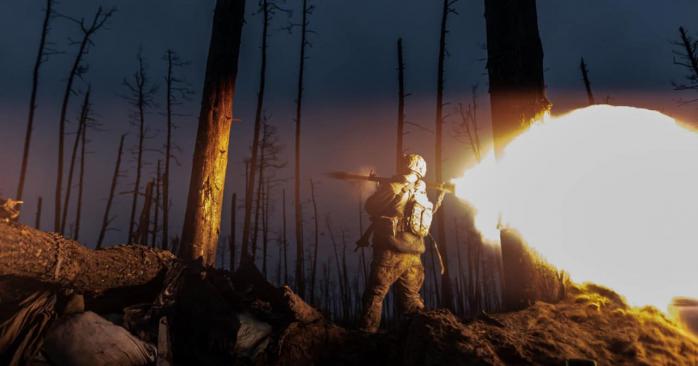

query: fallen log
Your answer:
[0,221,176,293]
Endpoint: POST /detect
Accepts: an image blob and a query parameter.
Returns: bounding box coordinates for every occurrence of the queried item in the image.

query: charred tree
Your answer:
[229,192,237,270]
[180,0,245,265]
[74,98,89,241]
[434,0,457,310]
[484,0,557,311]
[134,180,154,245]
[455,85,482,162]
[309,179,319,305]
[262,180,271,277]
[60,87,90,236]
[124,52,156,244]
[162,49,192,251]
[672,27,698,96]
[97,134,126,249]
[17,0,54,202]
[241,0,272,266]
[34,197,43,230]
[282,189,289,284]
[151,160,161,247]
[396,38,406,170]
[293,0,313,298]
[54,7,114,232]
[580,57,595,105]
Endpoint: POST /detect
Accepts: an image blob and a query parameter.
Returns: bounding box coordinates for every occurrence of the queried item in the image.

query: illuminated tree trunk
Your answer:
[180,0,245,265]
[484,0,559,311]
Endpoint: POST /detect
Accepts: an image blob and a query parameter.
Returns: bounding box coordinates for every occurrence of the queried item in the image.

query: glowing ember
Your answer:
[452,105,698,311]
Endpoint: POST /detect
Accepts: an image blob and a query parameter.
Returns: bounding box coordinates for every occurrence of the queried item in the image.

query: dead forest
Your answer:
[3,0,698,365]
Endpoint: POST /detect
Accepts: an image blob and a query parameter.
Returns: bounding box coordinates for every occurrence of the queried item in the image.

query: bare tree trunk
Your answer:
[435,0,455,311]
[135,180,154,245]
[74,103,88,241]
[580,57,594,105]
[34,197,42,230]
[126,54,151,244]
[97,134,126,249]
[151,160,161,247]
[60,88,90,235]
[161,49,190,251]
[309,179,319,304]
[484,0,556,311]
[251,122,269,261]
[396,37,405,170]
[294,0,311,298]
[282,189,289,284]
[326,215,348,321]
[340,231,351,321]
[17,0,53,202]
[241,0,270,265]
[180,0,245,265]
[357,188,368,286]
[54,7,113,232]
[262,180,270,277]
[229,192,237,270]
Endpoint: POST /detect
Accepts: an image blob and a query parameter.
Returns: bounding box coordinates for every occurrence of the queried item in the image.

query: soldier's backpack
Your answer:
[403,187,433,238]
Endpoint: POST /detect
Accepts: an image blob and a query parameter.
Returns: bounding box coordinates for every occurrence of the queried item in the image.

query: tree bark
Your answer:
[17,0,52,202]
[484,0,556,311]
[180,0,245,265]
[0,222,175,293]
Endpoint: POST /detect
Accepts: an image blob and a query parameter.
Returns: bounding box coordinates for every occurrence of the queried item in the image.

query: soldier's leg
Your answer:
[394,254,425,315]
[359,250,401,332]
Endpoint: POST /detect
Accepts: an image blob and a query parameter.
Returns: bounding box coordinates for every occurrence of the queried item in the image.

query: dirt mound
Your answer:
[394,283,698,366]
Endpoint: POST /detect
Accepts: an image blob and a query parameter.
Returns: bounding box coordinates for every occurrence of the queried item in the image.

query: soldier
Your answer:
[358,153,442,333]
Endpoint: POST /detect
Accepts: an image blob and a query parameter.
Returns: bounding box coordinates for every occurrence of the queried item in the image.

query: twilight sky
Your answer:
[1,0,697,264]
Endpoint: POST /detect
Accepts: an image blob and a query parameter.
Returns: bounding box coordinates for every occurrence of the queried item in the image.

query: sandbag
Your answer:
[43,311,156,366]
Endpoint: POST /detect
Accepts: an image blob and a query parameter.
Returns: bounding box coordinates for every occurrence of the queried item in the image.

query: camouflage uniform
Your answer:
[358,174,428,333]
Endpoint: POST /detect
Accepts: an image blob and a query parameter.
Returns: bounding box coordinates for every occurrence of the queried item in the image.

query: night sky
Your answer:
[1,0,697,261]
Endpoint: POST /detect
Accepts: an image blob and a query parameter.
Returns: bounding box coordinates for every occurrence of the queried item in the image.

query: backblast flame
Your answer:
[452,105,698,311]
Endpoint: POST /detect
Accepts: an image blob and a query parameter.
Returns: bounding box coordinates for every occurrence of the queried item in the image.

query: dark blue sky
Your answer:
[1,0,697,256]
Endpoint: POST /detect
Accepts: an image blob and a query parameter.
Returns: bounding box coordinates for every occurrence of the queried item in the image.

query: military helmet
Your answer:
[402,153,427,178]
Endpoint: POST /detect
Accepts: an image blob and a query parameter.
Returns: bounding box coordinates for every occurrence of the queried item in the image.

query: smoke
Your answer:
[452,105,698,311]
